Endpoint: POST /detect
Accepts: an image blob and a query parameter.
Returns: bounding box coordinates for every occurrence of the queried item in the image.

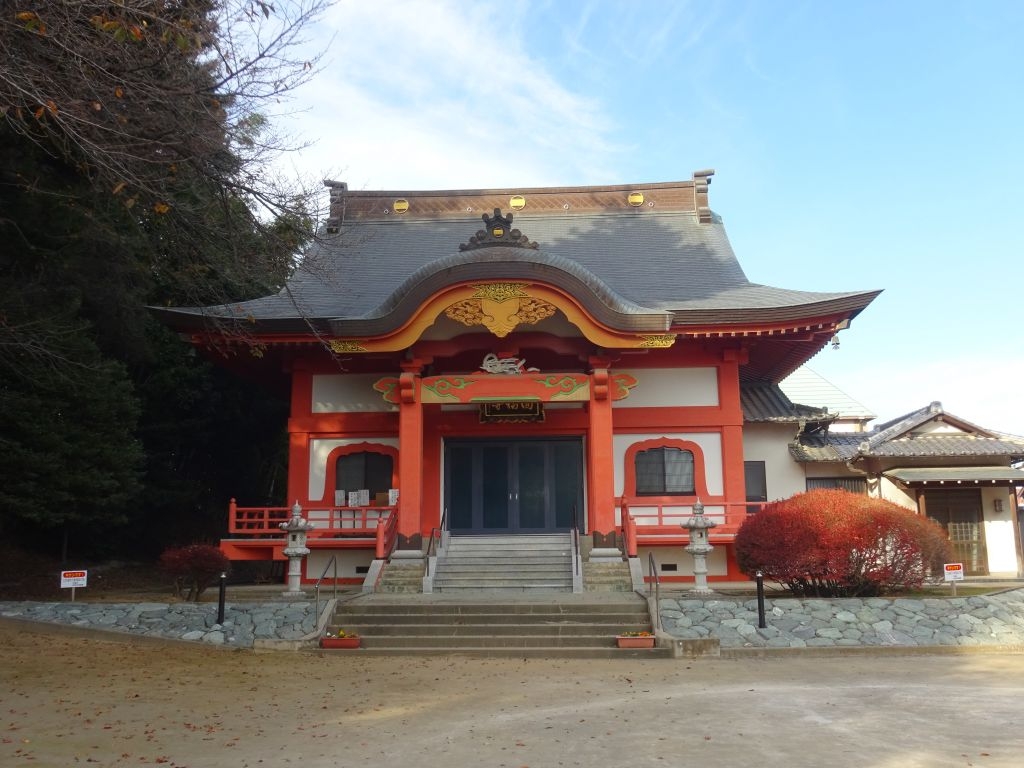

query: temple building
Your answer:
[156,171,1019,588]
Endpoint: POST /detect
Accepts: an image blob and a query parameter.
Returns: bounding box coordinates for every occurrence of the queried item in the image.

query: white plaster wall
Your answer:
[741,423,806,501]
[878,477,917,509]
[982,488,1020,575]
[612,432,723,497]
[638,545,728,577]
[312,374,398,413]
[612,368,718,408]
[306,550,375,580]
[308,437,399,501]
[914,422,964,436]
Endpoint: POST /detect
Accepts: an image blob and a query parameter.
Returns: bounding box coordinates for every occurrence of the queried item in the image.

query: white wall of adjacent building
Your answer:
[742,423,806,501]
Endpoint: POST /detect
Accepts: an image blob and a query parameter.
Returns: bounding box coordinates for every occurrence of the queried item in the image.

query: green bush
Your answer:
[735,489,952,597]
[159,544,230,601]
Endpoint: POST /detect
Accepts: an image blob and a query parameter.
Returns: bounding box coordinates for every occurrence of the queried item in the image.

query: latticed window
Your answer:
[635,447,695,496]
[806,477,868,494]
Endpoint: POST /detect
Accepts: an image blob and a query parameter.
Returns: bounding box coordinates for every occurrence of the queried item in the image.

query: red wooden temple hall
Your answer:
[155,171,879,586]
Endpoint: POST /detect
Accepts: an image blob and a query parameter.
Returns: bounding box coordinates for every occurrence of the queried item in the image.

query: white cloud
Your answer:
[277,0,621,190]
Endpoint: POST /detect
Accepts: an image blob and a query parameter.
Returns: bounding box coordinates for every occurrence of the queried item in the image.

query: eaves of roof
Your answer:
[742,383,830,423]
[885,466,1024,484]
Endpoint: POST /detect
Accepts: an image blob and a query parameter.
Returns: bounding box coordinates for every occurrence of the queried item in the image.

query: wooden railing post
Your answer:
[228,498,237,533]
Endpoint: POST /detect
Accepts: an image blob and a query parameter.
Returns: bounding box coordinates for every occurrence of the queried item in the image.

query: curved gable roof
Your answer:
[155,176,879,349]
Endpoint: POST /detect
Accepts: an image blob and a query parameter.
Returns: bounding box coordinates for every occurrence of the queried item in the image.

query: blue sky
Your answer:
[276,0,1023,435]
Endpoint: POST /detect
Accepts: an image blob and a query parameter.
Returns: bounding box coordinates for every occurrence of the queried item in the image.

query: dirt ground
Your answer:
[2,622,1022,768]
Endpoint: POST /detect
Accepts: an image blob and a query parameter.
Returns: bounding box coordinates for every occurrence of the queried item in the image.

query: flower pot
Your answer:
[616,635,655,649]
[320,636,361,649]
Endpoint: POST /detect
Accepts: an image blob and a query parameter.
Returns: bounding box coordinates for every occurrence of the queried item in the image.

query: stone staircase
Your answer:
[321,592,670,658]
[583,560,634,592]
[376,560,424,593]
[431,534,574,593]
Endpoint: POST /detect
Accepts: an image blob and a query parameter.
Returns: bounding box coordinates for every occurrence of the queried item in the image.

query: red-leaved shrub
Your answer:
[159,544,230,601]
[735,489,952,597]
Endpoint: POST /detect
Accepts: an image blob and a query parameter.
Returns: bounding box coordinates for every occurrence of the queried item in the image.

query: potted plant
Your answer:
[615,630,655,649]
[320,629,361,649]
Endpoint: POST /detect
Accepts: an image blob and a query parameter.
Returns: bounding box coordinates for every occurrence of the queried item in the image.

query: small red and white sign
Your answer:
[60,570,88,588]
[943,563,965,582]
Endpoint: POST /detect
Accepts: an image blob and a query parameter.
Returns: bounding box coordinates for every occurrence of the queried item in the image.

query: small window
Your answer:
[806,477,868,494]
[635,447,695,496]
[744,460,767,513]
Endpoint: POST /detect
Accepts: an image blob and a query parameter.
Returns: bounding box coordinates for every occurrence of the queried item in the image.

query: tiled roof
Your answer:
[869,434,1024,458]
[741,383,830,423]
[779,367,876,421]
[790,433,864,462]
[792,402,1024,463]
[155,177,879,338]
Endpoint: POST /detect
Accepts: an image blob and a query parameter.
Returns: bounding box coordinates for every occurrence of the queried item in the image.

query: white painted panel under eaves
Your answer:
[612,368,718,408]
[312,374,398,413]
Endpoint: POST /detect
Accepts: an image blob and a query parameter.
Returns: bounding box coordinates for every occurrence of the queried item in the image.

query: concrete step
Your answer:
[436,561,573,573]
[434,583,573,593]
[334,602,649,616]
[436,561,573,565]
[355,634,649,649]
[328,622,652,637]
[325,593,661,657]
[313,646,673,659]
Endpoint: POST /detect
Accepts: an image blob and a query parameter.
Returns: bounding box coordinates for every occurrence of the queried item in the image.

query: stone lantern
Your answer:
[682,500,717,596]
[279,501,316,597]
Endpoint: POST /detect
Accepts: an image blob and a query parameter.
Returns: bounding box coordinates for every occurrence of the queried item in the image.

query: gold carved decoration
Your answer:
[330,340,368,353]
[639,334,677,348]
[444,284,556,338]
[473,283,528,302]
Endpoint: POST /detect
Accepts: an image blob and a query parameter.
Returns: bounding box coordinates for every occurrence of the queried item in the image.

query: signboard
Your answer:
[60,570,88,588]
[347,489,370,507]
[479,401,545,423]
[943,563,965,582]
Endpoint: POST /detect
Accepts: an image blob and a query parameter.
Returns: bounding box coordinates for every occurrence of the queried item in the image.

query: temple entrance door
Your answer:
[445,439,583,534]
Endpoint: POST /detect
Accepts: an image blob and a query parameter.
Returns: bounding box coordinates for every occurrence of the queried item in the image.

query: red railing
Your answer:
[617,499,767,546]
[375,507,399,559]
[227,498,397,538]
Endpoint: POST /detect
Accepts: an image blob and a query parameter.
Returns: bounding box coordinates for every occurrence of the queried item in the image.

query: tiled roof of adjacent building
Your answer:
[779,367,876,421]
[741,382,830,423]
[792,401,1024,463]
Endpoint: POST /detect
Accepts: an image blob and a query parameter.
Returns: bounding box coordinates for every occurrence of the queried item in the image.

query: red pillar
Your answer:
[286,365,312,506]
[718,353,748,520]
[587,362,615,538]
[397,364,423,542]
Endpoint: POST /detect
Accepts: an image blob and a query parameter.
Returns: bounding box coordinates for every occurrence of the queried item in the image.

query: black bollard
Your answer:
[756,570,767,628]
[217,572,227,625]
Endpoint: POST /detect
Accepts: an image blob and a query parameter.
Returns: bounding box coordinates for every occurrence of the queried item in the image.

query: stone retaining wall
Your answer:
[659,588,1024,649]
[0,601,317,649]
